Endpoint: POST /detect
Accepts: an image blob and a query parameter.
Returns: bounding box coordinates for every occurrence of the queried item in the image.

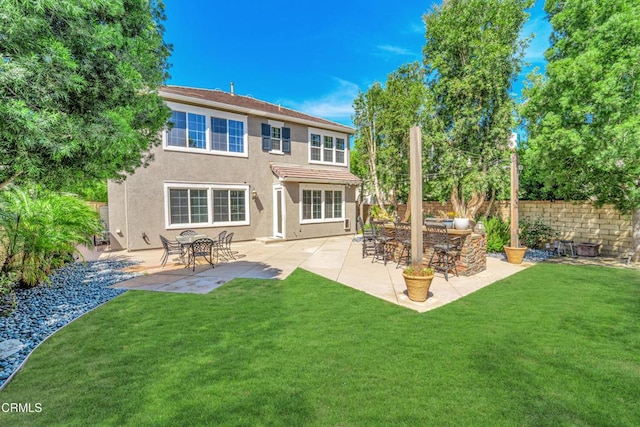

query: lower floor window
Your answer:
[301,186,344,223]
[166,183,249,227]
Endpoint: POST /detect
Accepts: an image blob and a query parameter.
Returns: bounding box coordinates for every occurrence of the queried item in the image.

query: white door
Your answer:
[273,185,284,238]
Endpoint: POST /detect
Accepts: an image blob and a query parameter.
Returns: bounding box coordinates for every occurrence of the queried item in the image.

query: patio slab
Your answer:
[99,235,531,312]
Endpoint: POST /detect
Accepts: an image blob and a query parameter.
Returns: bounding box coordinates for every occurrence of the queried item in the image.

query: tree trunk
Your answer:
[633,208,640,262]
[483,188,496,218]
[368,156,386,213]
[451,185,463,216]
[450,185,485,219]
[366,127,387,214]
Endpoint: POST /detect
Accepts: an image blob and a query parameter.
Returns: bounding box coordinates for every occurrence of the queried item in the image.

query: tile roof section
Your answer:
[160,85,354,134]
[270,163,362,185]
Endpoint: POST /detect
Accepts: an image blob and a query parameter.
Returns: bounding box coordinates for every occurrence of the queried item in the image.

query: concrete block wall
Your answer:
[361,200,632,256]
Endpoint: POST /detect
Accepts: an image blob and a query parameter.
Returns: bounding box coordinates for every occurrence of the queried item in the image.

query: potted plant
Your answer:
[504,245,527,264]
[453,206,471,230]
[402,263,435,302]
[442,211,455,228]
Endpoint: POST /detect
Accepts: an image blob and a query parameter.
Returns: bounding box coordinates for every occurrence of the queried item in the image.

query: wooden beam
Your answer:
[510,151,519,247]
[410,126,424,265]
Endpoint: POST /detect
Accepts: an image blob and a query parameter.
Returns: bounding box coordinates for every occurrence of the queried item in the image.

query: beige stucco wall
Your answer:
[108,111,355,251]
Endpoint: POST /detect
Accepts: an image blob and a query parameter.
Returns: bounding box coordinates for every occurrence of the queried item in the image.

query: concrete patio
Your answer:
[83,235,531,313]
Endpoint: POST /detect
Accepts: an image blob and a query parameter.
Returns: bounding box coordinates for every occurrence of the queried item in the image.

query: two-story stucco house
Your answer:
[107,85,361,251]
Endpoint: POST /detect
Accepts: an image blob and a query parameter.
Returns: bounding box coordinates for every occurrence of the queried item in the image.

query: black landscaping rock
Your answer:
[0,260,139,389]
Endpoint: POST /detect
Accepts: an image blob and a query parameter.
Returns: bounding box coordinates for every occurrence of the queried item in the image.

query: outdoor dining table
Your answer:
[175,234,214,269]
[175,234,209,246]
[175,234,208,261]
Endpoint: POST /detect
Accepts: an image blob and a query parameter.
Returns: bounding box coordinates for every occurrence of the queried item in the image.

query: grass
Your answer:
[1,264,639,426]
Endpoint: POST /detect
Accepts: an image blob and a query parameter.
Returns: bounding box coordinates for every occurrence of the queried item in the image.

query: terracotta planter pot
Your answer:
[402,271,435,302]
[503,246,527,264]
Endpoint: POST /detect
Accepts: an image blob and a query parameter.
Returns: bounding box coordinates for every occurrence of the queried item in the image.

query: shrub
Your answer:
[520,217,557,249]
[0,273,17,316]
[483,216,510,253]
[0,186,102,288]
[403,264,434,276]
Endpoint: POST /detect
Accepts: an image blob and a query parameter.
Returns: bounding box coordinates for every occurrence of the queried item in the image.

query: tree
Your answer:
[378,62,426,219]
[352,83,388,214]
[351,62,426,217]
[521,0,640,260]
[423,0,533,219]
[0,0,171,189]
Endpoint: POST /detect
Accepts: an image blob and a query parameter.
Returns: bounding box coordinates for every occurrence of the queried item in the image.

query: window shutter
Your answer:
[282,127,291,153]
[261,123,271,151]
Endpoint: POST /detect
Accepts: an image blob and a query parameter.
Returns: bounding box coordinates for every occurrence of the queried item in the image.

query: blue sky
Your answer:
[163,0,550,127]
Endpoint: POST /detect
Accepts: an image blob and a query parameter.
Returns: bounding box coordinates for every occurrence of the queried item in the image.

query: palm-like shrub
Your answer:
[0,186,102,288]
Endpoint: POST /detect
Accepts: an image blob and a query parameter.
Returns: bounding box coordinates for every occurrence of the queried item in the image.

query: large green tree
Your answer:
[351,62,426,216]
[0,0,171,189]
[521,0,640,260]
[423,0,533,219]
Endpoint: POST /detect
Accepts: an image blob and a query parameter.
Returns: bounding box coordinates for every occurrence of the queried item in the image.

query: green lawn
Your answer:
[1,264,640,426]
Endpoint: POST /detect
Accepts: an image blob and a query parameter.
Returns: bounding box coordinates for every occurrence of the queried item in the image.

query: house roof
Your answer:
[159,85,355,134]
[270,163,362,185]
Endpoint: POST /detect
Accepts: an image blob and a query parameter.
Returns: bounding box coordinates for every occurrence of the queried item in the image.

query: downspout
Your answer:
[124,180,130,251]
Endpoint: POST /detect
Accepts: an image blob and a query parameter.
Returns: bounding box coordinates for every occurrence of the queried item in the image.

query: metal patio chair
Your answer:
[394,222,412,268]
[187,237,216,271]
[371,220,395,265]
[159,235,184,267]
[424,221,461,281]
[357,216,376,258]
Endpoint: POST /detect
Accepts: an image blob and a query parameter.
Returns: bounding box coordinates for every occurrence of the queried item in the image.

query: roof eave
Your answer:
[159,90,355,134]
[279,177,361,185]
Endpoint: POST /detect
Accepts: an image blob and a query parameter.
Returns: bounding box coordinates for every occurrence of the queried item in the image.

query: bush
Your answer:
[483,216,510,253]
[0,273,17,316]
[0,186,102,288]
[520,217,557,249]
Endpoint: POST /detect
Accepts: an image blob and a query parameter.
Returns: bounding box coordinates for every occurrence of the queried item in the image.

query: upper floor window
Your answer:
[308,129,347,165]
[167,111,206,149]
[164,102,248,157]
[211,117,244,153]
[261,121,291,154]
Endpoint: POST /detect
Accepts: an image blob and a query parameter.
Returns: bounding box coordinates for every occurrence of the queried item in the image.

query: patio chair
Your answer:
[159,235,184,268]
[219,232,236,261]
[394,222,411,268]
[179,229,198,236]
[357,216,376,258]
[187,237,216,271]
[424,221,461,281]
[371,220,395,265]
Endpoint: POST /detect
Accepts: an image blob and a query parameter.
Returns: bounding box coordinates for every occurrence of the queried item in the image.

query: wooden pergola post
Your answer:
[410,126,423,265]
[510,135,519,248]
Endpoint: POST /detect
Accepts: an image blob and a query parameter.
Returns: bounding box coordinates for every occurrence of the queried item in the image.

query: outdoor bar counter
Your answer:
[385,223,487,276]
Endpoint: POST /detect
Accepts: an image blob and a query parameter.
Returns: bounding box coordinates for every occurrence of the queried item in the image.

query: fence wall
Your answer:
[360,201,632,256]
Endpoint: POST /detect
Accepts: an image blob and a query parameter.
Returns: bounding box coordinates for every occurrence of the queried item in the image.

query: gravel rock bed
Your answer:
[487,248,550,263]
[0,260,139,388]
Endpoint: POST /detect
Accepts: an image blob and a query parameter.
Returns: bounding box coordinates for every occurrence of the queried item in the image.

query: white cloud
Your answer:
[376,44,415,57]
[407,21,425,35]
[283,78,361,125]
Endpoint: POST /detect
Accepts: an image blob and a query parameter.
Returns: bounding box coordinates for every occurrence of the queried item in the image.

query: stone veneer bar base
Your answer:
[423,229,487,276]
